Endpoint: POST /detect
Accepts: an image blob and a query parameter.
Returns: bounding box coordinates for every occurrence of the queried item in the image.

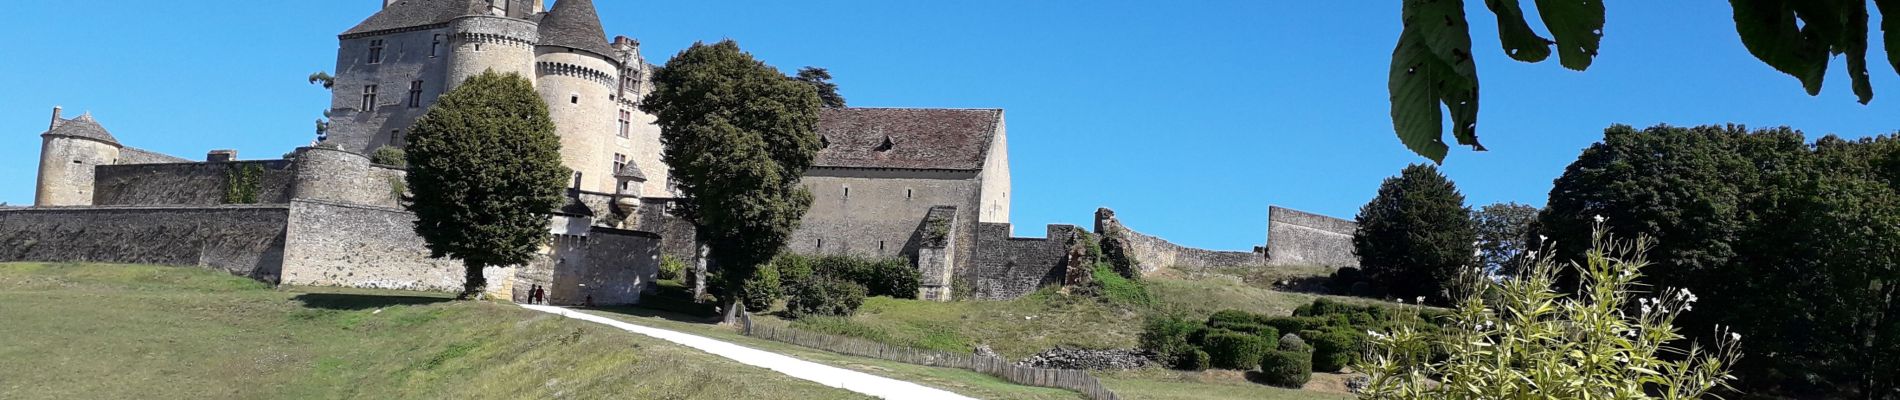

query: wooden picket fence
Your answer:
[743,319,1121,400]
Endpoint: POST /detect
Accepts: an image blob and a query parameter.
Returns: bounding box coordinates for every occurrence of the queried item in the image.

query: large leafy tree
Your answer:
[793,66,846,108]
[1353,164,1476,304]
[405,71,568,299]
[642,40,822,323]
[1541,125,1899,398]
[1472,202,1538,276]
[1387,0,1900,163]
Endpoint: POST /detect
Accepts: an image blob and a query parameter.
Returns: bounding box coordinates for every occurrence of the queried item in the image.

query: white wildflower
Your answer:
[1416,296,1426,304]
[1731,332,1742,341]
[1594,214,1606,223]
[1396,298,1405,304]
[1539,234,1549,242]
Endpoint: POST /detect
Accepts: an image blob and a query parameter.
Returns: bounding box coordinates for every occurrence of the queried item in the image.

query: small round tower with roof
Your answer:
[533,0,621,193]
[35,107,123,206]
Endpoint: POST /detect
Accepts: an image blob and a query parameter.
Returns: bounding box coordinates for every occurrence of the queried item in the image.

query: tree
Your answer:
[308,71,335,141]
[404,71,568,299]
[1385,0,1900,163]
[641,40,822,323]
[1359,223,1743,399]
[1472,202,1538,276]
[793,66,846,108]
[1353,164,1476,304]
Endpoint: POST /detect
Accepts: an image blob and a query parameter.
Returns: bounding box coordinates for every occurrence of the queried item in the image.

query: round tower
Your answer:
[35,109,123,206]
[444,16,539,91]
[534,0,621,193]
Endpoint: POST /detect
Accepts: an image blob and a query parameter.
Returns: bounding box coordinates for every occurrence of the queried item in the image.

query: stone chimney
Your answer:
[207,149,238,162]
[49,106,62,130]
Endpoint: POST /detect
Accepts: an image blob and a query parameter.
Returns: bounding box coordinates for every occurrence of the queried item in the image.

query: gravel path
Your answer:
[519,305,977,400]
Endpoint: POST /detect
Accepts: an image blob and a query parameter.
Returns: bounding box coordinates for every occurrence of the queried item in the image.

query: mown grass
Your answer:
[0,262,870,400]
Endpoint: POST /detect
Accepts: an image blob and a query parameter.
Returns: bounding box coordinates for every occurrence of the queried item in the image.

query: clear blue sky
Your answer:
[2,1,1894,250]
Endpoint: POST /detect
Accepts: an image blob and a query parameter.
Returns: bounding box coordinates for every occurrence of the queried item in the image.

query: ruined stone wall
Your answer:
[968,223,1081,300]
[1265,206,1359,267]
[278,200,465,292]
[93,161,296,206]
[1095,208,1265,275]
[916,206,958,300]
[0,205,290,282]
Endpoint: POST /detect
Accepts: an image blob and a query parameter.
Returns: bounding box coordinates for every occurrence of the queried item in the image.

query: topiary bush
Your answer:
[1201,331,1274,370]
[1305,329,1359,373]
[1257,349,1312,388]
[785,277,868,318]
[1183,349,1212,371]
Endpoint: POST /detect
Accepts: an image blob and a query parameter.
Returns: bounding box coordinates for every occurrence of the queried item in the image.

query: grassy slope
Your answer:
[737,268,1374,400]
[0,263,869,400]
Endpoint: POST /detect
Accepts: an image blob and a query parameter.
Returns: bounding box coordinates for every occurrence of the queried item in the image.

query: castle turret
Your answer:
[35,109,124,206]
[535,0,621,193]
[444,11,538,91]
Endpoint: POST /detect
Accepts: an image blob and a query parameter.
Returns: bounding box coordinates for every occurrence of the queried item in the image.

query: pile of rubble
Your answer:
[1014,347,1154,370]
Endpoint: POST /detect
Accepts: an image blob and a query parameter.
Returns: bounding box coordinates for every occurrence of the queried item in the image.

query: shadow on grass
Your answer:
[293,293,454,310]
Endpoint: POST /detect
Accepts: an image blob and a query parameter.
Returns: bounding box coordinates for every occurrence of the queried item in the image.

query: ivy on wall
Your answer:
[222,164,263,204]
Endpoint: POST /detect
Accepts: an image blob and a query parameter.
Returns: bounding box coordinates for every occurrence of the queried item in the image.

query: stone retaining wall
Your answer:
[1265,206,1359,267]
[0,205,290,282]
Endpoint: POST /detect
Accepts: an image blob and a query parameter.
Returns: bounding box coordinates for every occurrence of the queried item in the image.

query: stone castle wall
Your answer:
[93,161,296,206]
[329,24,456,154]
[635,197,700,266]
[278,199,468,292]
[34,136,119,206]
[556,227,660,306]
[968,223,1081,300]
[1265,206,1358,267]
[791,169,984,279]
[1094,208,1265,275]
[292,147,406,208]
[0,205,290,282]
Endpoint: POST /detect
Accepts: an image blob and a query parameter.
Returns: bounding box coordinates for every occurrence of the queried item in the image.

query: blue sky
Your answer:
[1,1,1894,250]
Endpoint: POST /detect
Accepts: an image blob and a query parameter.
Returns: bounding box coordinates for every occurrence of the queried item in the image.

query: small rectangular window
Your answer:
[843,185,850,198]
[613,153,627,175]
[617,110,631,138]
[878,241,886,251]
[816,238,823,250]
[367,39,385,64]
[361,85,379,111]
[407,80,424,108]
[906,188,913,200]
[430,34,442,57]
[389,129,402,145]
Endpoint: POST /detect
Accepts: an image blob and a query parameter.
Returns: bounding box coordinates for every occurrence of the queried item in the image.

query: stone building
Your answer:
[325,0,669,198]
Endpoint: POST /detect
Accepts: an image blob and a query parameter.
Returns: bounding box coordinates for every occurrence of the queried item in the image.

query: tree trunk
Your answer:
[723,297,742,324]
[460,264,487,300]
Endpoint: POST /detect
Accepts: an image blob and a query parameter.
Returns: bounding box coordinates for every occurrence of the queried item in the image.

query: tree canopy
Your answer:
[793,66,846,108]
[642,40,823,322]
[1472,202,1538,276]
[1388,0,1900,163]
[1353,164,1476,305]
[404,71,568,298]
[1540,124,1900,398]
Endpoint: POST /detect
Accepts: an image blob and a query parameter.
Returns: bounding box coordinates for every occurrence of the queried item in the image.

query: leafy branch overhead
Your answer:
[1390,0,1900,164]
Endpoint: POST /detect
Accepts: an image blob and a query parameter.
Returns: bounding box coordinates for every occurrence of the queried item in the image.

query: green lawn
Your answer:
[0,262,870,400]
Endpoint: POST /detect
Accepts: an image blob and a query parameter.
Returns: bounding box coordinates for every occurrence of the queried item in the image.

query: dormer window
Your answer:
[367,40,386,64]
[819,135,830,149]
[875,135,895,152]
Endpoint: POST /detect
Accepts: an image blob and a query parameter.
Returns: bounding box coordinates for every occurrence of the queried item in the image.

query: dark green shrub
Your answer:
[1183,349,1211,371]
[1306,329,1360,373]
[739,264,782,312]
[1262,316,1331,334]
[811,255,918,299]
[1208,309,1269,326]
[1279,333,1309,352]
[1140,315,1203,369]
[1325,267,1363,294]
[1353,164,1475,305]
[1257,350,1312,388]
[785,277,867,318]
[371,145,406,167]
[772,254,813,288]
[1201,331,1274,370]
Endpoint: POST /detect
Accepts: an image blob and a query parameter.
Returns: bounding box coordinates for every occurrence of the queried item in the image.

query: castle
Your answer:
[6,0,1363,303]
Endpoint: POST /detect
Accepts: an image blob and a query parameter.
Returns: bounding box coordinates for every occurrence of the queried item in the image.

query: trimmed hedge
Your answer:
[1140,315,1204,370]
[1202,331,1274,370]
[1258,350,1312,388]
[785,277,867,318]
[1304,329,1360,373]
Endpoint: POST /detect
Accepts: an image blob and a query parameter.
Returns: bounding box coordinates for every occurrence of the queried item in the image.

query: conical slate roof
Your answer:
[616,159,648,181]
[538,0,616,58]
[43,114,121,146]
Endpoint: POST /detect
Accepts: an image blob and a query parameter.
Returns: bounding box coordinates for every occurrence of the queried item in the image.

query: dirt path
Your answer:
[519,305,978,400]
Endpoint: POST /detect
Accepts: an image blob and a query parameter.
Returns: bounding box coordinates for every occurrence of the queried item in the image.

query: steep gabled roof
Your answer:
[617,159,648,181]
[538,0,616,58]
[342,0,486,36]
[43,114,120,146]
[814,108,1003,171]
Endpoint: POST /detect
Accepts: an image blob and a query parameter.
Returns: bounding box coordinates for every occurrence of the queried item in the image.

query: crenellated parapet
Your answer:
[535,61,616,89]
